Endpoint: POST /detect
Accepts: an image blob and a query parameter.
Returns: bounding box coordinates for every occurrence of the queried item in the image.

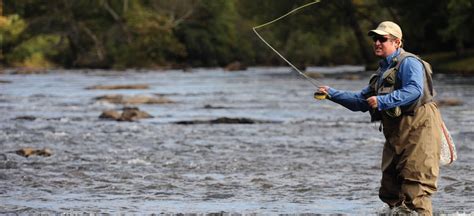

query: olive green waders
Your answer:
[379,102,441,215]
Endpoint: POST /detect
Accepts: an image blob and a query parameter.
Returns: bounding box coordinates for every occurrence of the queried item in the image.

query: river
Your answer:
[0,67,473,214]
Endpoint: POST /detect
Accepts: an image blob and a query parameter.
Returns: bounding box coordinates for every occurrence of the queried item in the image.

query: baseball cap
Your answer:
[368,21,402,39]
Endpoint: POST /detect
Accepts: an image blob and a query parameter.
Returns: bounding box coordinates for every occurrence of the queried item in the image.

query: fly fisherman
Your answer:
[317,21,442,215]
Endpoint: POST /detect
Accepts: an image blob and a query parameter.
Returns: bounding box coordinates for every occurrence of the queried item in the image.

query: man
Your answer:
[317,21,441,215]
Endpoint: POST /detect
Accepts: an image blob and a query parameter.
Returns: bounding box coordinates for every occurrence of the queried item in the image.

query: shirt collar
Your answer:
[379,48,401,68]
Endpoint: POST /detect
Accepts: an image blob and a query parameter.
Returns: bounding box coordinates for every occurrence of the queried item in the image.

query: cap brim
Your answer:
[368,30,389,36]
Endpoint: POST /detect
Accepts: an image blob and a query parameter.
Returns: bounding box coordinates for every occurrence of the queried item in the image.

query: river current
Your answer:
[0,67,473,214]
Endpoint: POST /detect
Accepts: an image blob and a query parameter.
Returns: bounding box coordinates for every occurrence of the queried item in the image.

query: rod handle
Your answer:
[314,91,329,100]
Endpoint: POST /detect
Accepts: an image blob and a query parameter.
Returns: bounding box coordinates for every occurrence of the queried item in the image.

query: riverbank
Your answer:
[362,49,474,75]
[2,49,474,75]
[421,49,474,74]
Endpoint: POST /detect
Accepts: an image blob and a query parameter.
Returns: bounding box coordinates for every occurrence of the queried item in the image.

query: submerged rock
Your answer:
[203,104,229,109]
[16,148,52,157]
[304,72,324,79]
[99,110,121,120]
[86,84,150,90]
[436,98,464,107]
[224,61,246,71]
[119,107,153,121]
[175,117,279,125]
[14,115,37,121]
[99,107,153,121]
[95,94,174,105]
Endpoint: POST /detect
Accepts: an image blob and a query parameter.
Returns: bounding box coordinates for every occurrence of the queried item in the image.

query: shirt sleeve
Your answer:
[327,86,371,112]
[376,57,424,110]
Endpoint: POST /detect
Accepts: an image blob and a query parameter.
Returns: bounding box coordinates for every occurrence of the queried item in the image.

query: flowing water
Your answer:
[0,68,473,214]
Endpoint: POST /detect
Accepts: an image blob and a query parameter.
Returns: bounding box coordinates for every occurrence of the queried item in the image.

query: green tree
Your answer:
[442,0,474,56]
[176,0,239,67]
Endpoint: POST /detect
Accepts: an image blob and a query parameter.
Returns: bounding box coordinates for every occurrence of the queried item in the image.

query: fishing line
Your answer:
[253,0,322,88]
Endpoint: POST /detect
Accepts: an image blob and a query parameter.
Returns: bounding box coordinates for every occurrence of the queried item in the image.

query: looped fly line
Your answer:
[253,0,322,87]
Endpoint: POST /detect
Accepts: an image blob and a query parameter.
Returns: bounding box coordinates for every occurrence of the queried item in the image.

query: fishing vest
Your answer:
[367,49,435,121]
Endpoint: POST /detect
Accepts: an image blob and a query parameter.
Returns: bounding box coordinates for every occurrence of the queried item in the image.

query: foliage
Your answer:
[175,0,239,67]
[1,0,473,70]
[441,0,474,56]
[6,34,63,68]
[0,14,27,63]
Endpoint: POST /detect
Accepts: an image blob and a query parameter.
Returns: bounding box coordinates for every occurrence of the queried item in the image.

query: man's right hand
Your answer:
[314,86,330,100]
[318,86,330,95]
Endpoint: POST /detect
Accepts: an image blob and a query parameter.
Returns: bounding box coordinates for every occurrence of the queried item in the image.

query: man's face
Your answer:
[372,35,399,58]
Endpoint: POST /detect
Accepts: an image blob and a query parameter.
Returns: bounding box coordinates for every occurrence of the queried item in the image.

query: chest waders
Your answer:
[370,49,441,215]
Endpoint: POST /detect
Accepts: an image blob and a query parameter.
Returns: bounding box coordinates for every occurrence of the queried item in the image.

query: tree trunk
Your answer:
[343,0,373,64]
[456,40,465,57]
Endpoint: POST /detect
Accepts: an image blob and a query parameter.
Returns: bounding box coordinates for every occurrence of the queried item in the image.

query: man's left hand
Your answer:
[367,96,378,109]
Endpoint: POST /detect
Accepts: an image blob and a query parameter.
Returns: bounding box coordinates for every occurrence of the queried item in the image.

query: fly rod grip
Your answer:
[314,91,330,100]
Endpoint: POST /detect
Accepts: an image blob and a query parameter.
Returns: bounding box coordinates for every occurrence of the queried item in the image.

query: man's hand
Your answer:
[317,86,329,95]
[314,86,330,100]
[367,96,378,109]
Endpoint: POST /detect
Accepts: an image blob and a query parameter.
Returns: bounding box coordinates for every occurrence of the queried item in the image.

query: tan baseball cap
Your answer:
[368,21,402,39]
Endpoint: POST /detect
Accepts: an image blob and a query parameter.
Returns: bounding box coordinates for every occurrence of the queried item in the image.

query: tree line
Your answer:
[1,0,473,70]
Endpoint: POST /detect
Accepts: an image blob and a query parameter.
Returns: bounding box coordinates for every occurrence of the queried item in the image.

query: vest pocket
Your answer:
[385,107,402,118]
[378,68,402,118]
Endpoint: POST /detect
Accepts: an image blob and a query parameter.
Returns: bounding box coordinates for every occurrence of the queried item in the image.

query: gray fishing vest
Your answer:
[368,49,434,120]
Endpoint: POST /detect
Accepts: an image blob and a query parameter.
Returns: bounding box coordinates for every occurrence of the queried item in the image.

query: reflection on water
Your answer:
[0,68,473,214]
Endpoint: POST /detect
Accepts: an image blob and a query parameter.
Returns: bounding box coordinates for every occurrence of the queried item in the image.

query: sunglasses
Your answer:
[372,36,390,43]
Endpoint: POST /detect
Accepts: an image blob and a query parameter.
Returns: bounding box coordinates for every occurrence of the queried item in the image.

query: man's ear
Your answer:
[394,38,401,48]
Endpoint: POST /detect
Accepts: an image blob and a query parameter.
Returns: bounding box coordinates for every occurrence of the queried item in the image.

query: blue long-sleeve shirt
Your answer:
[327,49,424,112]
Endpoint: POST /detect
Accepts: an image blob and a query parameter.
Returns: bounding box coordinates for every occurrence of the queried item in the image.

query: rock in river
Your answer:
[95,94,174,105]
[99,107,153,122]
[86,84,150,90]
[16,148,52,157]
[175,117,280,125]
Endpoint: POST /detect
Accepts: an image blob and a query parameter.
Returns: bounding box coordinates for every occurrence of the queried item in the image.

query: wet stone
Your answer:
[175,117,279,125]
[119,107,153,121]
[15,148,53,157]
[99,110,121,120]
[14,116,37,121]
[436,98,464,106]
[95,94,174,105]
[99,107,153,121]
[224,61,246,71]
[203,104,229,109]
[205,193,235,199]
[86,84,150,90]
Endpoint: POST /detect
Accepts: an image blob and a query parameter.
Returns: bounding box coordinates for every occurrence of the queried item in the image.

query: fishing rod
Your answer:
[252,0,328,100]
